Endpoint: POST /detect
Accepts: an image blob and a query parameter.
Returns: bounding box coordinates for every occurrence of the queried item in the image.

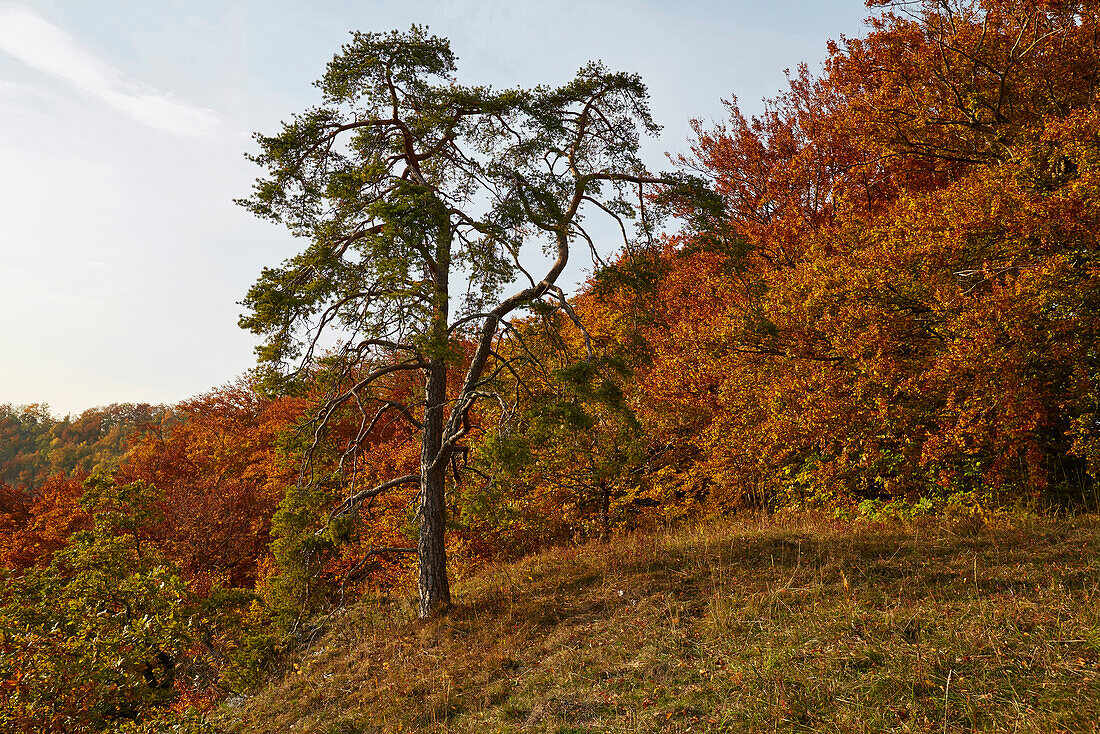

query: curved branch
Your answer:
[330,474,421,520]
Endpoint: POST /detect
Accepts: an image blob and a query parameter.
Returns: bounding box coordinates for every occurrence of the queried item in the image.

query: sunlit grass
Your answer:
[223,514,1100,733]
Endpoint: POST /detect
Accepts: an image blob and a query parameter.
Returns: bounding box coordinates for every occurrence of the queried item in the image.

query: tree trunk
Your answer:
[418,228,452,619]
[417,358,451,618]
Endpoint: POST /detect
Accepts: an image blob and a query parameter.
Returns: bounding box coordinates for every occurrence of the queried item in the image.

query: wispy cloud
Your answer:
[0,5,220,136]
[0,77,48,99]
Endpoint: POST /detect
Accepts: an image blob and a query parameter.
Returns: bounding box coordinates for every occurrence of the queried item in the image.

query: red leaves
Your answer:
[117,380,308,589]
[0,474,90,571]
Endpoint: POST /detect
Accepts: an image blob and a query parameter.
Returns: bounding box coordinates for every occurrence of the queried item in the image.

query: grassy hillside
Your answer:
[223,515,1100,733]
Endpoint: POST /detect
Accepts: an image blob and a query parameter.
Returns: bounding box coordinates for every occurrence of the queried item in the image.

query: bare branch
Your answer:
[547,285,594,361]
[330,474,421,520]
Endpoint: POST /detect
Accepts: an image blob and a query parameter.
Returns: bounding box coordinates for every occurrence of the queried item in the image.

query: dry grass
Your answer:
[221,514,1100,733]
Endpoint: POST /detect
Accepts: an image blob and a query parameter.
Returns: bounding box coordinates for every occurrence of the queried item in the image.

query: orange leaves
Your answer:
[833,1,1100,187]
[119,379,307,589]
[0,474,89,571]
[632,0,1100,511]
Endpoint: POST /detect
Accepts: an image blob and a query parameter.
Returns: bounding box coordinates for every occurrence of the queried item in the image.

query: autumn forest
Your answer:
[3,1,1100,731]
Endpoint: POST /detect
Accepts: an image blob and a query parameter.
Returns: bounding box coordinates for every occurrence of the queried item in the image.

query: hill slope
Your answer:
[225,516,1100,733]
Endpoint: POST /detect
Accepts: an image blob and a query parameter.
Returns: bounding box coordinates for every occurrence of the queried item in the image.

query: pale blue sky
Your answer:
[0,0,869,416]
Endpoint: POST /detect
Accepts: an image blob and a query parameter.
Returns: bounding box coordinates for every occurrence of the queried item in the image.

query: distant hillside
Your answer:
[0,402,169,490]
[225,515,1100,733]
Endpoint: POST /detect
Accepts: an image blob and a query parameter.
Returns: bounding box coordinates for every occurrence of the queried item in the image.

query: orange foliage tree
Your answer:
[640,0,1100,512]
[117,380,306,591]
[0,474,89,571]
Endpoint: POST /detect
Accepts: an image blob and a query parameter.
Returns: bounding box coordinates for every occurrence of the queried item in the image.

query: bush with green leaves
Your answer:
[0,476,203,732]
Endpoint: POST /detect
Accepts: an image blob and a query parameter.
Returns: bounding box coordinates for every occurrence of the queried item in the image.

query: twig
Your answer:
[943,669,953,734]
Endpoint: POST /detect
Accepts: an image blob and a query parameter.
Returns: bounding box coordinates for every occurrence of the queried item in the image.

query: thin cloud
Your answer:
[0,5,220,136]
[0,78,48,99]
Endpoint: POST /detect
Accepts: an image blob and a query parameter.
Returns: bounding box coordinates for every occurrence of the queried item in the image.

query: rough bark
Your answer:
[417,358,451,618]
[418,229,452,619]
